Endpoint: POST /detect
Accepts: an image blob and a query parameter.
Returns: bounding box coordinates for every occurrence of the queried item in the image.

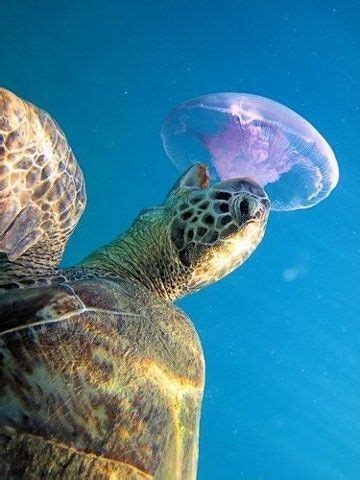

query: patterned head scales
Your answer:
[166,165,270,293]
[0,88,86,271]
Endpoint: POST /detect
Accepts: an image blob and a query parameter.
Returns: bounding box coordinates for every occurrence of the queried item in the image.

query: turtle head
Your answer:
[164,164,270,296]
[84,164,269,301]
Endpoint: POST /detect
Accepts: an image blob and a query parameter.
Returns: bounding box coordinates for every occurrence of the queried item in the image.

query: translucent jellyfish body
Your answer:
[161,93,339,211]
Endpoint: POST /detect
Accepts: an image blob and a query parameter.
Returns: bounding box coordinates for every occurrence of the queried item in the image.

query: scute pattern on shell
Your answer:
[0,88,86,270]
[0,278,204,479]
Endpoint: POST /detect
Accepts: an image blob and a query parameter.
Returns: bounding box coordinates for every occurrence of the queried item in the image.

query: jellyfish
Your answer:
[161,93,339,211]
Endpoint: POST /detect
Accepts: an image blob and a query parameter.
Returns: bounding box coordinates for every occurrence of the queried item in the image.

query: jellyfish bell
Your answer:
[161,93,339,211]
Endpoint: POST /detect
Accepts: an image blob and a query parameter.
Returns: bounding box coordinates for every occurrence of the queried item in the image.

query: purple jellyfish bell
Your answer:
[161,93,339,211]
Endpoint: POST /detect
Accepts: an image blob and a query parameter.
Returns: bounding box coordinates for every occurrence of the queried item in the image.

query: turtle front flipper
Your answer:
[0,88,86,277]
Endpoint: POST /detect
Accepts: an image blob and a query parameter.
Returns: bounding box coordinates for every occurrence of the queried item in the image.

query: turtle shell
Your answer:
[0,278,204,479]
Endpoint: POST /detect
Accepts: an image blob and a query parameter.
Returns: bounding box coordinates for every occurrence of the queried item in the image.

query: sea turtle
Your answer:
[0,88,270,480]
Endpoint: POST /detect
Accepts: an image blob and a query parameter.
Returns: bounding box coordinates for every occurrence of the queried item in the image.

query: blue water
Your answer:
[1,2,359,478]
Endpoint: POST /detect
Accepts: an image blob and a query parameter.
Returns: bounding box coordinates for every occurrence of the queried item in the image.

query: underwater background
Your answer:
[1,1,359,479]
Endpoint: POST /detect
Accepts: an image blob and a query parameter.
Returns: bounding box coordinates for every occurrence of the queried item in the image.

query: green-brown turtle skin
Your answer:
[0,89,270,479]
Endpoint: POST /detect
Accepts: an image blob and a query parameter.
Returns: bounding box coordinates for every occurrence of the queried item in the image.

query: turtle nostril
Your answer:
[239,199,250,216]
[261,197,270,208]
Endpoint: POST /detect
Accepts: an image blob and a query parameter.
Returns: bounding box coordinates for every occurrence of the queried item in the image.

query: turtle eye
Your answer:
[240,199,249,216]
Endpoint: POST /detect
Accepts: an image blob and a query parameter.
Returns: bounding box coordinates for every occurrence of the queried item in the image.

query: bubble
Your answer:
[161,93,339,211]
